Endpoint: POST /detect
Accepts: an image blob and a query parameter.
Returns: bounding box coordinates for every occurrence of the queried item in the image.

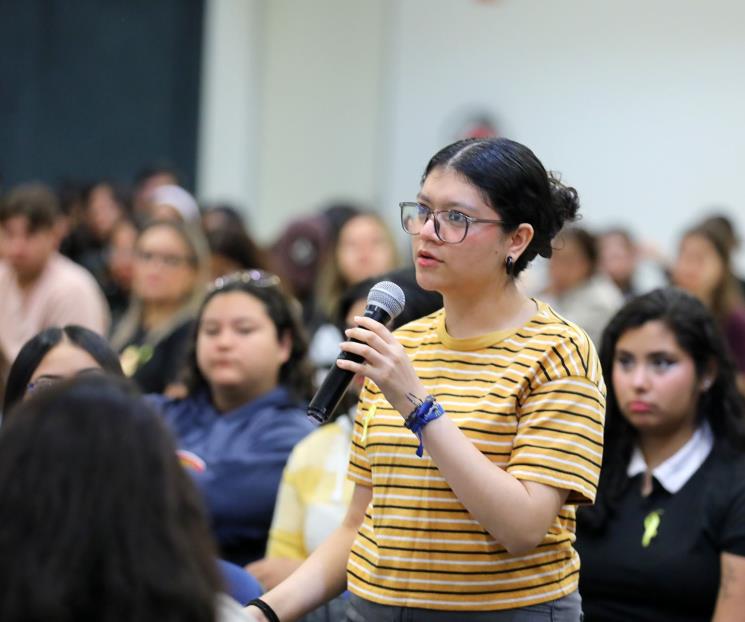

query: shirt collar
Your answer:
[627,420,714,493]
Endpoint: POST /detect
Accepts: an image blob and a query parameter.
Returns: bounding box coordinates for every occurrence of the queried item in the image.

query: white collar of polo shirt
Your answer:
[627,420,714,494]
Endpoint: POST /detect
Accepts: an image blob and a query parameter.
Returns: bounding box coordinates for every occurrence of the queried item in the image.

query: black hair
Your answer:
[182,275,314,402]
[0,182,60,231]
[3,325,124,414]
[578,287,745,531]
[205,227,269,273]
[134,162,182,188]
[0,375,222,622]
[422,137,580,276]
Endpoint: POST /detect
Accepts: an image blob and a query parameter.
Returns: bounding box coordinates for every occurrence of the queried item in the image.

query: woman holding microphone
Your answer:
[247,137,606,621]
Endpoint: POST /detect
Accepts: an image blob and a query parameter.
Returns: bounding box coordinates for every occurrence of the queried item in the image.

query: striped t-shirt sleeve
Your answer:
[348,384,374,487]
[507,373,605,504]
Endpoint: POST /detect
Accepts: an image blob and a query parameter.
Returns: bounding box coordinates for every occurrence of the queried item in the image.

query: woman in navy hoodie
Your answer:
[150,270,315,566]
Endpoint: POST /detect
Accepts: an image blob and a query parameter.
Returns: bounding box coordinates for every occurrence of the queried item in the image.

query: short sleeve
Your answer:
[347,380,374,486]
[265,464,307,559]
[507,375,605,504]
[720,467,745,557]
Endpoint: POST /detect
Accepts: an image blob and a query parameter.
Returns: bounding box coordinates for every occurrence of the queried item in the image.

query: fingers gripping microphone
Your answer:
[307,281,406,423]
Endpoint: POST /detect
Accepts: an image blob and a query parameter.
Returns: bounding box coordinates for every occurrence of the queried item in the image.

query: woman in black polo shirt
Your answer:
[576,287,745,621]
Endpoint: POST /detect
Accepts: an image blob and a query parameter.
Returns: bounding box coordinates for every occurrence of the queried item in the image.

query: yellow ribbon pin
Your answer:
[361,404,376,443]
[642,510,663,547]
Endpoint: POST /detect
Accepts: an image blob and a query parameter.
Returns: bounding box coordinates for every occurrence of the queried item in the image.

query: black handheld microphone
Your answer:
[307,281,406,424]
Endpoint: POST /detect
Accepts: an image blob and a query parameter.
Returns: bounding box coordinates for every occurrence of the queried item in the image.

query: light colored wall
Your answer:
[384,0,745,267]
[198,0,745,269]
[197,0,263,218]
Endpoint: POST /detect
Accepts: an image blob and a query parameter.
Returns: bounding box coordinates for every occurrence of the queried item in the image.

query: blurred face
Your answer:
[599,233,636,288]
[108,221,138,289]
[0,216,58,283]
[196,291,291,397]
[672,234,724,302]
[27,340,102,395]
[412,167,509,297]
[612,320,706,438]
[134,172,177,214]
[336,215,396,285]
[85,184,122,240]
[549,235,593,294]
[132,226,197,305]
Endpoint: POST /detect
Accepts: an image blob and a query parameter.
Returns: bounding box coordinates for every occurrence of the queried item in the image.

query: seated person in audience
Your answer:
[672,222,745,383]
[598,227,640,299]
[699,213,745,297]
[2,324,123,415]
[148,184,202,224]
[310,211,400,372]
[149,270,315,566]
[111,219,209,394]
[0,183,110,363]
[105,217,139,329]
[0,375,249,622]
[205,226,270,281]
[542,226,624,345]
[576,287,745,622]
[131,162,181,222]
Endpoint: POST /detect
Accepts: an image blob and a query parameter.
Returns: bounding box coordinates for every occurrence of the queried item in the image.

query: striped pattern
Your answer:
[346,301,605,611]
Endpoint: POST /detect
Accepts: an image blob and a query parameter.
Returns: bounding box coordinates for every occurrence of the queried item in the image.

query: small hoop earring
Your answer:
[505,256,514,276]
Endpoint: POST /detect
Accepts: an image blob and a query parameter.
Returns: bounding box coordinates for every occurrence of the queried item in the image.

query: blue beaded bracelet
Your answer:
[404,395,445,457]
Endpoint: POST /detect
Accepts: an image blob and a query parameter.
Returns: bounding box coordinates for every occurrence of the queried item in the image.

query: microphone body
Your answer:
[307,281,405,424]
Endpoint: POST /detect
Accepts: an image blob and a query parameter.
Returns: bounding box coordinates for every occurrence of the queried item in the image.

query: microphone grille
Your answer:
[368,281,406,320]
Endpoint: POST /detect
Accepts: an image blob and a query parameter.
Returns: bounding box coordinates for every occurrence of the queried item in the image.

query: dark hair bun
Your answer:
[537,173,580,258]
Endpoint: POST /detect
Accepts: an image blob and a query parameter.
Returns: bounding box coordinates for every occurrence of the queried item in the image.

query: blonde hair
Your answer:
[110,220,210,351]
[315,212,400,319]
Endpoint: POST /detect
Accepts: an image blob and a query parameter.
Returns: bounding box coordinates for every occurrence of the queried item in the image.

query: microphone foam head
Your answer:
[368,281,406,320]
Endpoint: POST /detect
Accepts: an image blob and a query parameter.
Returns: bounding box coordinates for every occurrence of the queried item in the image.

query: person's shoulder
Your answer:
[518,300,602,385]
[46,253,103,293]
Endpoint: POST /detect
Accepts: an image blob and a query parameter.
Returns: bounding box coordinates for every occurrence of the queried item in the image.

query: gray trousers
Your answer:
[343,590,582,622]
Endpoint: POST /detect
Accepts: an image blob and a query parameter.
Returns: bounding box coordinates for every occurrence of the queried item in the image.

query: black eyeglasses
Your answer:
[399,202,505,244]
[208,269,281,293]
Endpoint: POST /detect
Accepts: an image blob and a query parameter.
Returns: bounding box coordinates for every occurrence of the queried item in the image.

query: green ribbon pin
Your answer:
[642,509,663,547]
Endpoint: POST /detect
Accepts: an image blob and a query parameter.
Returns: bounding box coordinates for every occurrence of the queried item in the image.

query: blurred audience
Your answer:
[576,288,745,621]
[0,375,246,622]
[148,184,202,224]
[131,162,181,221]
[148,270,315,566]
[205,226,270,281]
[598,228,641,299]
[542,226,624,345]
[111,220,209,394]
[0,183,110,363]
[105,217,140,327]
[672,223,745,379]
[2,324,123,416]
[699,213,745,296]
[202,204,248,235]
[309,211,400,370]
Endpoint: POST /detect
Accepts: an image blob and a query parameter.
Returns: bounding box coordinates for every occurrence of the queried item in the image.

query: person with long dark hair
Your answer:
[0,375,246,622]
[149,270,315,566]
[247,137,606,621]
[576,287,745,621]
[2,324,123,415]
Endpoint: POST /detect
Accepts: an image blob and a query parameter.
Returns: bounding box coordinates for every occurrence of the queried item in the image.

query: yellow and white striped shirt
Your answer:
[347,301,606,611]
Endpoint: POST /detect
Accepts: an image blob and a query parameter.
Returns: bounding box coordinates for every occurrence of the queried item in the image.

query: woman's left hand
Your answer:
[337,315,427,418]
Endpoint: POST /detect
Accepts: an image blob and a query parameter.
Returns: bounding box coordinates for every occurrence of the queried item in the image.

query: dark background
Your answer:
[0,0,204,191]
